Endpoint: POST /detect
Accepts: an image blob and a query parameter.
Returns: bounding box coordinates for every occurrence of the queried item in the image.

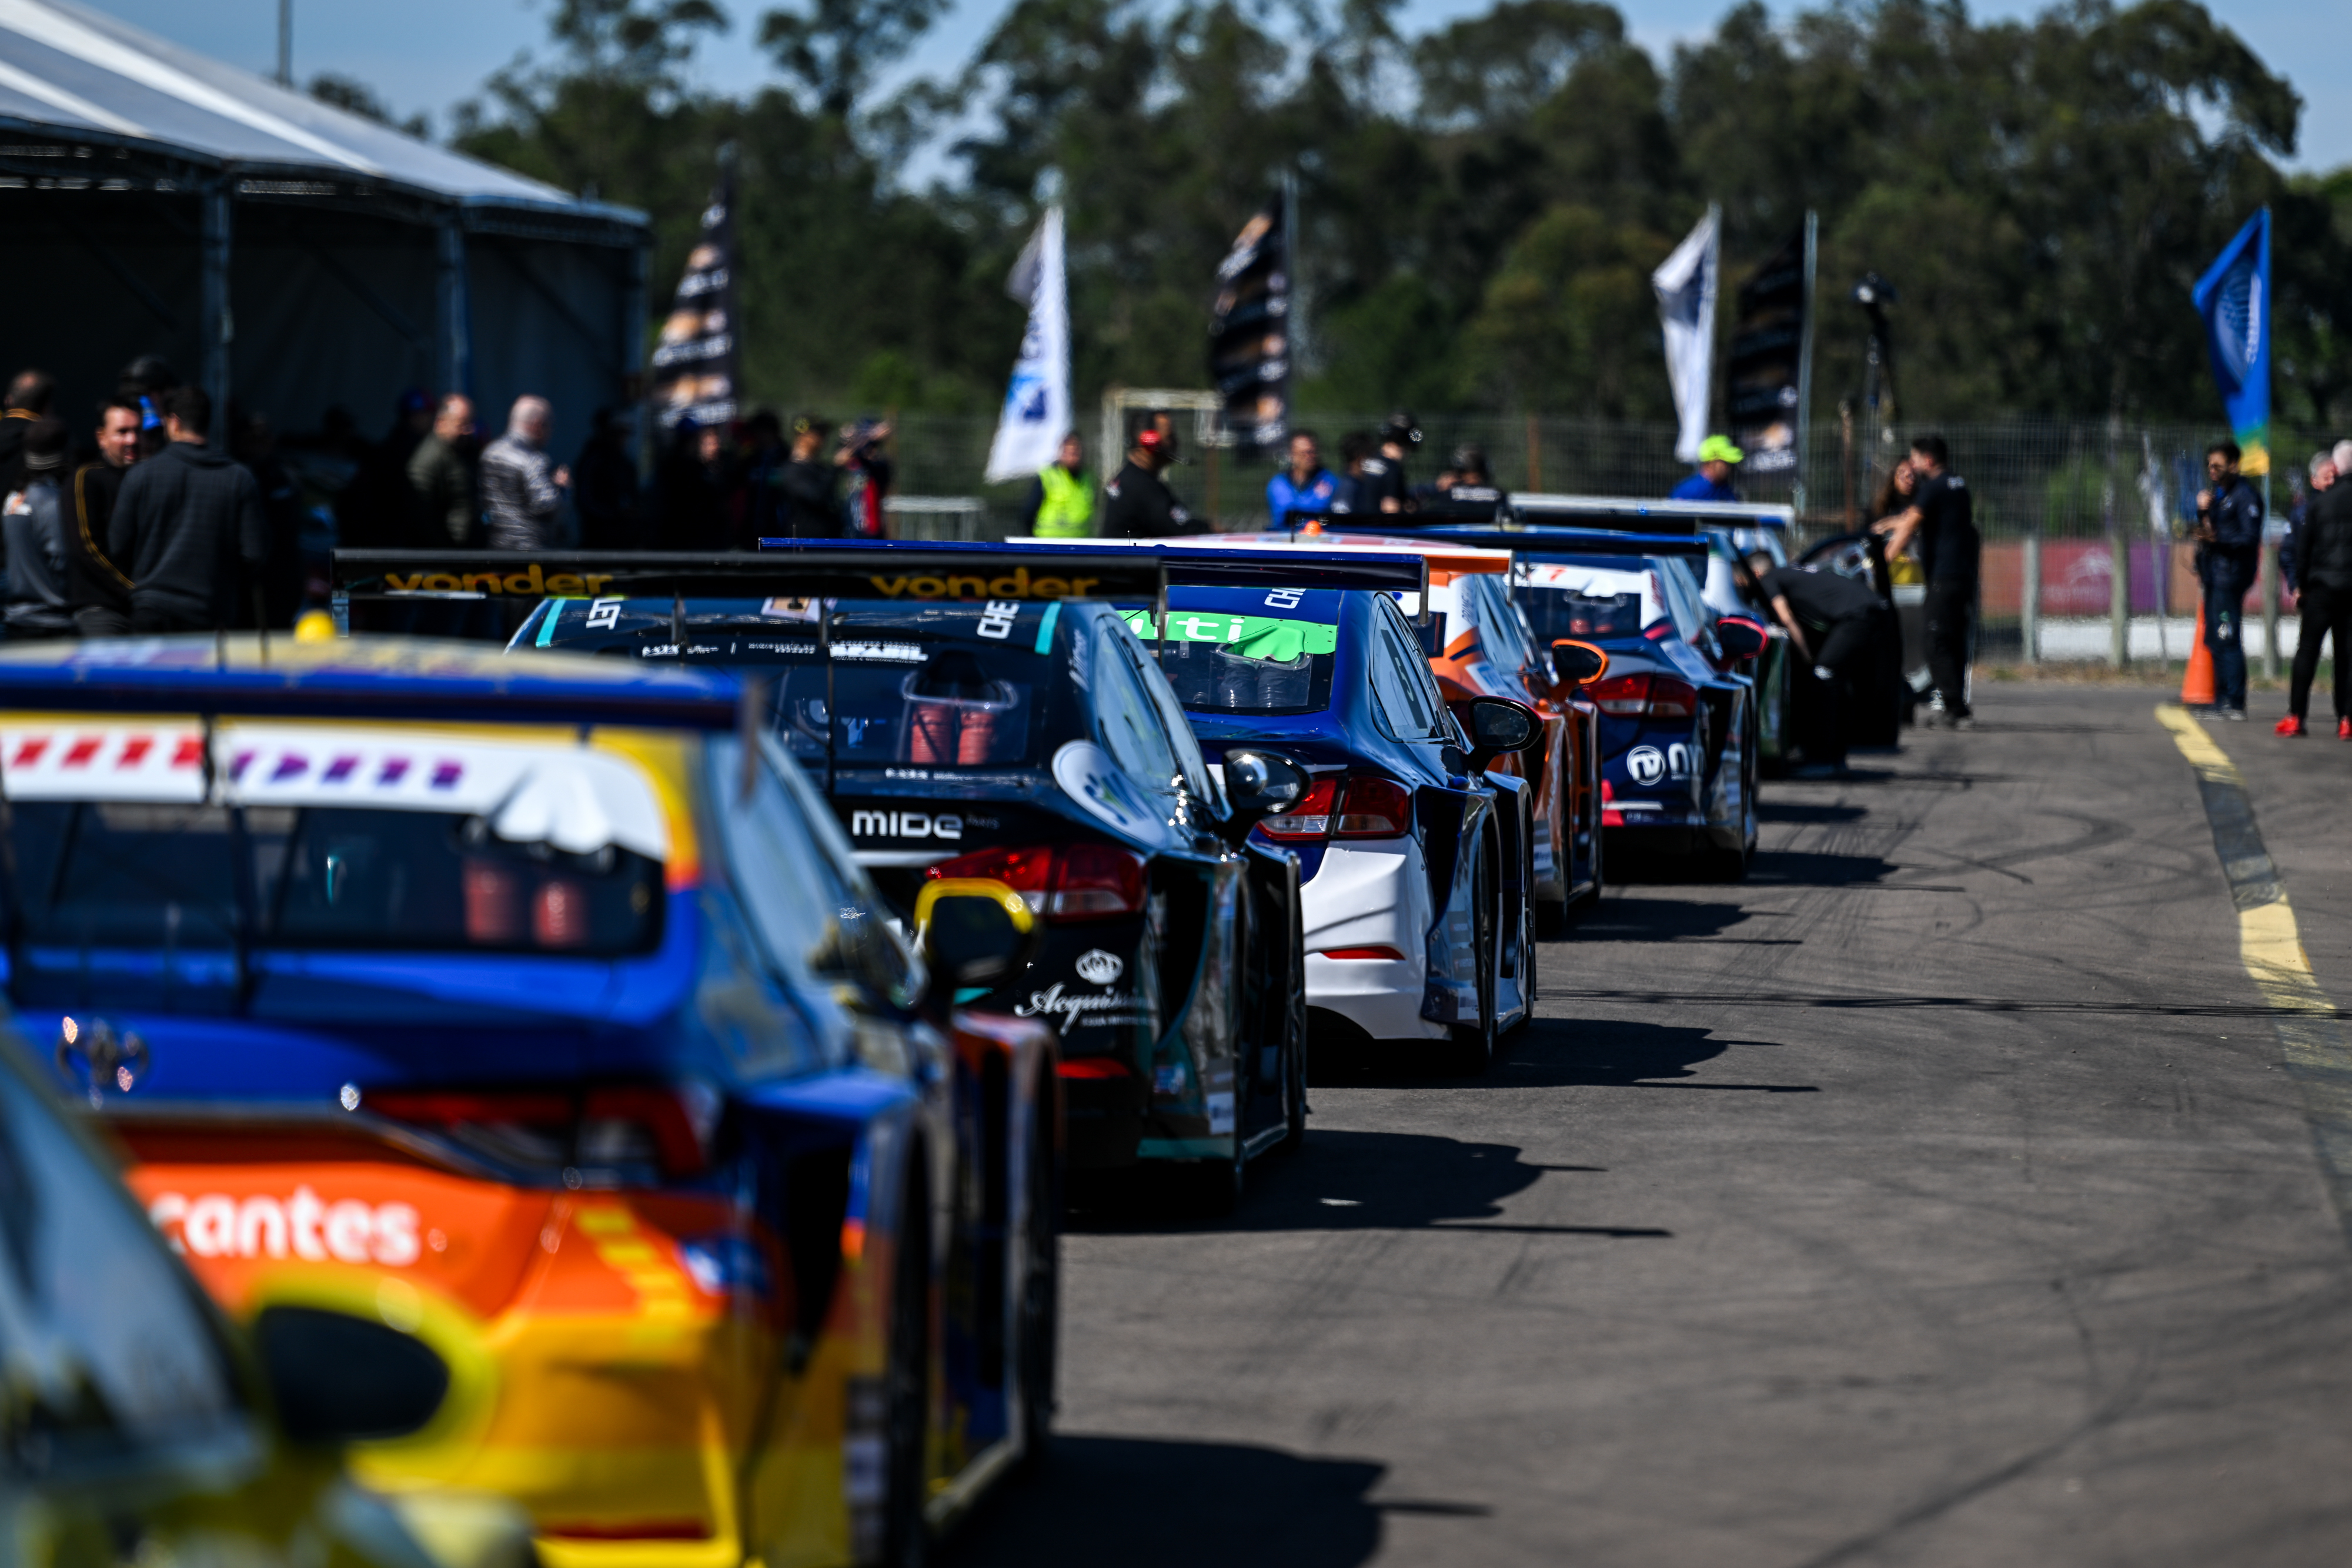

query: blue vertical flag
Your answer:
[2190,208,2271,477]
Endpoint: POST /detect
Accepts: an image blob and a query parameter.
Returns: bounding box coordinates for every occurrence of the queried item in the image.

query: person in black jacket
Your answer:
[106,385,266,633]
[774,415,844,540]
[1738,552,1891,774]
[2281,442,2352,738]
[2193,440,2264,720]
[1101,427,1195,538]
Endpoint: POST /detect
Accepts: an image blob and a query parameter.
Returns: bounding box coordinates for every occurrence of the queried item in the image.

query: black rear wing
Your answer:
[330,543,1429,607]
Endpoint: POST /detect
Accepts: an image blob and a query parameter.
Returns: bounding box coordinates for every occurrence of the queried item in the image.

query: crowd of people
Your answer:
[0,359,920,640]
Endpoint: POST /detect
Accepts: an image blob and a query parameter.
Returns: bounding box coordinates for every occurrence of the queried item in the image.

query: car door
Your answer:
[1130,616,1299,1141]
[1094,620,1245,1138]
[1366,596,1494,1018]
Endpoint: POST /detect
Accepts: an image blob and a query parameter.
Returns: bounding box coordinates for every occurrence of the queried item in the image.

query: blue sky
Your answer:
[79,0,2351,175]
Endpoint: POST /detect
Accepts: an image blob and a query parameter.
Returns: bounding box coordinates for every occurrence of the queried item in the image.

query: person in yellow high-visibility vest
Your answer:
[1024,433,1094,537]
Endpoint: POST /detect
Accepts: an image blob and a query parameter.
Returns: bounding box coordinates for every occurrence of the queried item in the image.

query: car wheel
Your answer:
[1446,848,1499,1075]
[878,1174,930,1567]
[1015,1088,1058,1467]
[1186,1134,1246,1216]
[1279,964,1308,1152]
[1535,896,1568,939]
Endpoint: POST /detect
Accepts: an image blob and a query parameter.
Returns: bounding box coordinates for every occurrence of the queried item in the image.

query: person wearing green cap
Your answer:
[1671,435,1744,502]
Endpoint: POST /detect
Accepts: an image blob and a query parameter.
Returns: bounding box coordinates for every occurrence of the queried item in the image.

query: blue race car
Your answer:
[0,636,1058,1566]
[1438,524,1765,878]
[1141,578,1547,1072]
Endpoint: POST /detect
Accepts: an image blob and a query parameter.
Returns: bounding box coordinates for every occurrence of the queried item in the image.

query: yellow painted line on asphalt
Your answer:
[2157,703,2352,1241]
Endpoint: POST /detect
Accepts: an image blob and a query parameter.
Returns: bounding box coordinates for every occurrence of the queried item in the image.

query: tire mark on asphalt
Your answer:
[1784,1354,2158,1568]
[2157,703,2352,1250]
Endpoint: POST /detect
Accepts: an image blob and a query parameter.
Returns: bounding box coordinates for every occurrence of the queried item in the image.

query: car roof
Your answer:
[0,636,743,727]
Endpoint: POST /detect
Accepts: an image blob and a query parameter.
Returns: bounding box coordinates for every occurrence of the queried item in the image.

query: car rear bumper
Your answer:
[120,1149,878,1567]
[1299,840,1447,1042]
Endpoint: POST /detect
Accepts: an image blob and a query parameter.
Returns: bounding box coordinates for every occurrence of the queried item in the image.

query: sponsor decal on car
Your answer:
[146,1185,422,1265]
[1014,982,1148,1029]
[1051,740,1165,841]
[850,809,964,841]
[1074,948,1125,984]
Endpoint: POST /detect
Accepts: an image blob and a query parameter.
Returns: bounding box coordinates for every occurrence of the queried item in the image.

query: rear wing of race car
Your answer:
[330,544,1430,610]
[1508,493,1794,532]
[1402,526,1712,561]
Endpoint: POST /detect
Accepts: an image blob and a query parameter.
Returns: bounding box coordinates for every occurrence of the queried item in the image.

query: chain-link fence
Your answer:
[881,410,2343,657]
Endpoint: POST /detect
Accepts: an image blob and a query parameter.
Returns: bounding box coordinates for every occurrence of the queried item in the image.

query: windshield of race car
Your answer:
[5,803,661,957]
[1122,586,1341,716]
[1512,560,1670,644]
[530,597,1056,768]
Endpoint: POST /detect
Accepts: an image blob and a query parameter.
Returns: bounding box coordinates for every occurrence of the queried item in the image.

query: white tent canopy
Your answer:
[0,0,649,467]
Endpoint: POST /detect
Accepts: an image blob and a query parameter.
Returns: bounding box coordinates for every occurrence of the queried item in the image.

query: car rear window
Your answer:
[4,802,662,957]
[1132,587,1341,716]
[533,597,1055,769]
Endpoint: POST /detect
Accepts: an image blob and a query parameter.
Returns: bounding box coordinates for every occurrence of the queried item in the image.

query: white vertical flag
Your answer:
[985,206,1070,484]
[1653,204,1720,465]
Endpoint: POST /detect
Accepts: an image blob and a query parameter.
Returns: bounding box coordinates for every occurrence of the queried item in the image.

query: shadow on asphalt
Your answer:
[1070,1126,1595,1234]
[1758,800,1868,824]
[1572,898,1759,938]
[951,1435,1389,1567]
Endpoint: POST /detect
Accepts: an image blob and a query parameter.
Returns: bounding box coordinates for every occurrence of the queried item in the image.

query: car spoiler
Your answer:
[331,543,1430,611]
[1404,526,1712,560]
[1508,493,1793,531]
[0,639,741,728]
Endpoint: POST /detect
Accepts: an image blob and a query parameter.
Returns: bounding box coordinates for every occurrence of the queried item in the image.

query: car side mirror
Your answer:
[1464,696,1544,773]
[916,878,1040,999]
[1715,616,1768,661]
[1219,748,1310,842]
[255,1305,453,1445]
[1549,638,1608,687]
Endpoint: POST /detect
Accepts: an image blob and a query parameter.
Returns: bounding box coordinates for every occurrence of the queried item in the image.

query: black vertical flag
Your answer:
[1726,228,1808,475]
[1208,190,1289,456]
[652,164,740,432]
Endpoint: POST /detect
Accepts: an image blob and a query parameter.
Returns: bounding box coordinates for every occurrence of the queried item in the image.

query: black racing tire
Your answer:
[1185,1136,1246,1216]
[1446,847,1499,1075]
[1279,938,1308,1153]
[878,1169,931,1568]
[1015,1086,1059,1468]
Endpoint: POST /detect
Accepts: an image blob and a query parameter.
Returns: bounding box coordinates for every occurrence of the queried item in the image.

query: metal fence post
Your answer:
[2260,539,2280,681]
[2021,533,2040,665]
[2109,530,2129,668]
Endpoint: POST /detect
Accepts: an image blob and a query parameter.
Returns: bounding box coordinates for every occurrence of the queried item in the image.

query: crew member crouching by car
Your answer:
[1737,551,1890,778]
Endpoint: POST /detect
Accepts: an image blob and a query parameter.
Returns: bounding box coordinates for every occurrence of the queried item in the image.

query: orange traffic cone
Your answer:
[2181,602,2214,707]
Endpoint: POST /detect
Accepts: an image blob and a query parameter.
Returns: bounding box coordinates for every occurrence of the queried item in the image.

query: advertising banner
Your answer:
[984,207,1071,484]
[1208,190,1290,456]
[650,168,739,432]
[2190,209,2271,476]
[1726,225,1808,475]
[1651,205,1719,465]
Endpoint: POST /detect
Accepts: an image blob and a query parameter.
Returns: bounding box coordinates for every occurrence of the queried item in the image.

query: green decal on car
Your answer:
[1121,610,1339,661]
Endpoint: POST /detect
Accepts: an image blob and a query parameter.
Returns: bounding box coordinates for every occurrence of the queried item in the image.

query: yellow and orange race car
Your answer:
[0,636,1058,1568]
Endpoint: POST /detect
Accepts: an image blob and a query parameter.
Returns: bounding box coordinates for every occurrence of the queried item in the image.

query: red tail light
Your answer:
[362,1084,714,1179]
[1589,673,1698,719]
[926,842,1147,922]
[1256,774,1412,842]
[1334,777,1411,838]
[1257,777,1337,841]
